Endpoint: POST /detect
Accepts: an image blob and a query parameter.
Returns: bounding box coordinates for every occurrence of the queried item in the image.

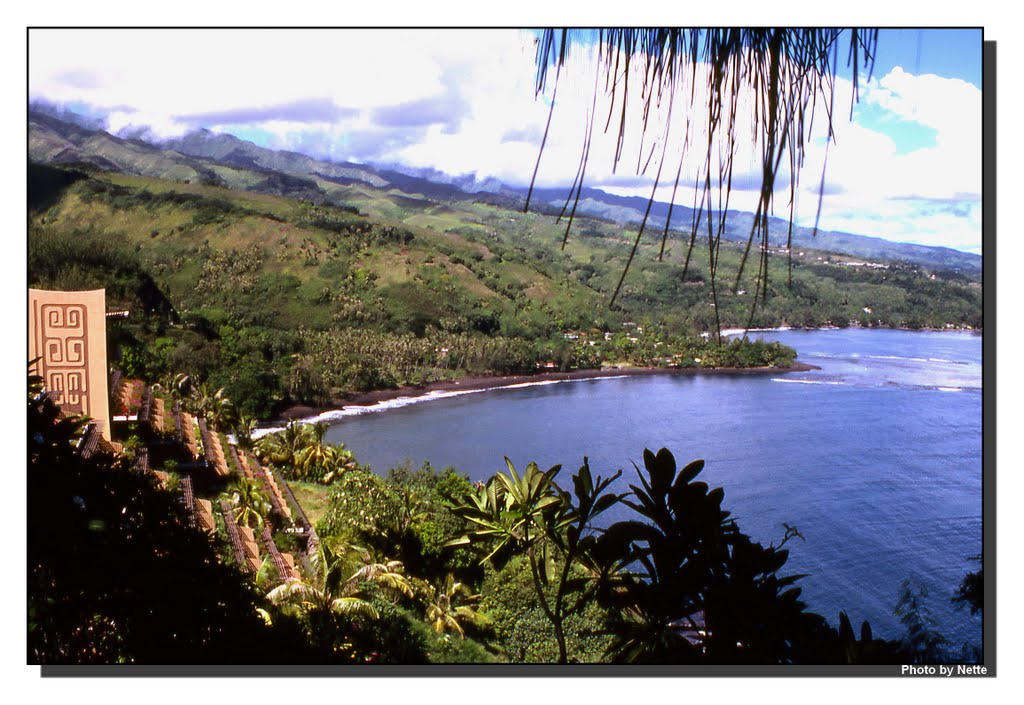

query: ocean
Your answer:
[323,328,984,651]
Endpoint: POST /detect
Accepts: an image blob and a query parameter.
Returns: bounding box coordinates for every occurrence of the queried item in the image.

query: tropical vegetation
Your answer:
[30,368,983,664]
[26,28,984,666]
[28,148,979,420]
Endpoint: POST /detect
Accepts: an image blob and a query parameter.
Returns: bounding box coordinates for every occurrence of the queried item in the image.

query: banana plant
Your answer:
[446,457,622,663]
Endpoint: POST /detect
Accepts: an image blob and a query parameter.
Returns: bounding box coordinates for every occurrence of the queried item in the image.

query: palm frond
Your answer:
[530,28,878,336]
[330,597,379,620]
[266,579,320,606]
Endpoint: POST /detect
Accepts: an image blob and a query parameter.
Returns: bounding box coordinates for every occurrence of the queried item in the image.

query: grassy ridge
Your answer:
[28,162,980,418]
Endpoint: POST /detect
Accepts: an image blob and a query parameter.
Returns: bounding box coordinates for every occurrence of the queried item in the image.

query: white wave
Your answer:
[251,375,633,438]
[771,378,845,386]
[867,354,931,363]
[251,426,288,439]
[721,326,793,337]
[935,386,965,392]
[867,354,967,365]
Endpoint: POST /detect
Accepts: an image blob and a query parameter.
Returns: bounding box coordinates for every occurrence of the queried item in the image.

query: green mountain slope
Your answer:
[29,108,981,275]
[27,120,982,420]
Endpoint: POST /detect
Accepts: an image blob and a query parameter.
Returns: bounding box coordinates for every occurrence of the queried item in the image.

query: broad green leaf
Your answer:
[443,536,472,548]
[592,494,620,516]
[505,457,522,486]
[648,447,676,496]
[677,458,705,485]
[534,495,562,511]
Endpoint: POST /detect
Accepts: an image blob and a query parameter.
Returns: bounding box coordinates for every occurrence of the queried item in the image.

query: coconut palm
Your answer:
[257,421,325,468]
[422,574,488,639]
[188,382,235,431]
[255,420,308,469]
[294,438,354,484]
[266,542,412,627]
[170,372,193,400]
[317,443,359,484]
[222,477,271,530]
[265,542,378,656]
[234,414,258,451]
[345,554,415,604]
[293,441,330,481]
[257,421,356,483]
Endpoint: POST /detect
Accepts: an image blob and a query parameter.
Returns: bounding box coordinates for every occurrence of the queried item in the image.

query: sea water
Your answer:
[324,328,984,651]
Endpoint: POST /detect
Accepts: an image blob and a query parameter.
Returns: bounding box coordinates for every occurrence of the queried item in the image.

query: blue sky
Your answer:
[27,28,983,254]
[875,28,982,86]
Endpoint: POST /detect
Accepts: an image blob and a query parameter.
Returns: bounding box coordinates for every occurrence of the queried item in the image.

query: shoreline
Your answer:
[274,361,820,423]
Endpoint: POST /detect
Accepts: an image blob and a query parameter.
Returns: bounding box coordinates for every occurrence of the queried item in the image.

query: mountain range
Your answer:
[28,105,982,275]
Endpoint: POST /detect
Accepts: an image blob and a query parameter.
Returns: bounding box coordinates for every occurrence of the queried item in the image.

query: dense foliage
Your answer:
[284,444,937,665]
[30,364,977,665]
[28,163,979,420]
[27,377,319,663]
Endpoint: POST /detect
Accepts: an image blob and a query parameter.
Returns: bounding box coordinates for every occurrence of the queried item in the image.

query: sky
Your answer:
[27,28,983,254]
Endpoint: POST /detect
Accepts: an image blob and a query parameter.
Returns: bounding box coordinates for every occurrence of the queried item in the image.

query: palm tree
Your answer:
[528,29,879,338]
[257,421,356,483]
[234,414,258,451]
[265,542,379,655]
[188,382,235,431]
[421,574,488,639]
[316,444,360,484]
[222,477,271,530]
[294,437,354,484]
[256,421,325,469]
[267,548,367,619]
[170,372,193,400]
[266,542,413,623]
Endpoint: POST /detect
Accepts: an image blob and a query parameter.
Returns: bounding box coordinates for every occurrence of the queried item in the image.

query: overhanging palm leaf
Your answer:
[329,597,379,620]
[344,559,415,600]
[530,28,878,338]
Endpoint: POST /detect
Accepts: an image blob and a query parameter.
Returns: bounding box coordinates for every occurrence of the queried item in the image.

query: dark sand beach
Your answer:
[276,361,819,422]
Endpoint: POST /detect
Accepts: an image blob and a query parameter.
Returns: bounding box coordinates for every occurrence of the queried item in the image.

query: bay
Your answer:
[324,328,984,650]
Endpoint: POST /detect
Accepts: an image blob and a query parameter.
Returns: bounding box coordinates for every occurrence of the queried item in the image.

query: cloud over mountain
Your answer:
[27,28,983,253]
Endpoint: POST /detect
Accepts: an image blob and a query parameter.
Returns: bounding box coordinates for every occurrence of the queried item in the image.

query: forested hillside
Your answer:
[28,154,981,419]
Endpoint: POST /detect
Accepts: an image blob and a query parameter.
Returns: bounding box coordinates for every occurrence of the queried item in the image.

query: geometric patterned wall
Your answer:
[28,288,110,440]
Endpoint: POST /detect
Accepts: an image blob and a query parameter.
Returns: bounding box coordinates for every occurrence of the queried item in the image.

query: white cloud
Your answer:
[796,68,982,249]
[105,109,191,140]
[29,29,448,113]
[27,29,982,253]
[867,67,982,141]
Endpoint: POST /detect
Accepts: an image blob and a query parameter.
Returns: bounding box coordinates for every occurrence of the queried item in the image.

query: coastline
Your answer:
[270,326,981,424]
[274,361,820,423]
